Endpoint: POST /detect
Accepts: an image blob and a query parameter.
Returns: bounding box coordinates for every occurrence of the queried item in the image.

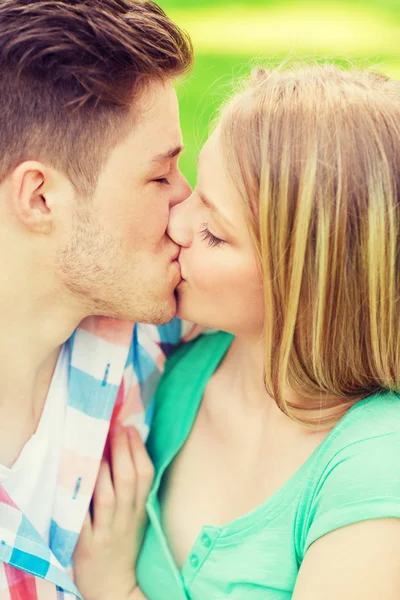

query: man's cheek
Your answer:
[159,209,171,237]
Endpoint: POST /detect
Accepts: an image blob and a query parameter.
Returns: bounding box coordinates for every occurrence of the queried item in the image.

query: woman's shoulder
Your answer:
[308,390,400,491]
[151,330,233,428]
[298,390,400,558]
[160,330,234,384]
[323,390,400,455]
[147,331,234,470]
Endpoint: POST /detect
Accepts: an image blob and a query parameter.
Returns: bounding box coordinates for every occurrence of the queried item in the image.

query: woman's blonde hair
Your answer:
[219,63,400,426]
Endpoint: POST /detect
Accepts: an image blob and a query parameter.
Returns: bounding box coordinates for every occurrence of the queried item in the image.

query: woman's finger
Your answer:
[127,427,155,512]
[81,510,93,537]
[74,510,93,559]
[109,424,137,530]
[92,459,115,534]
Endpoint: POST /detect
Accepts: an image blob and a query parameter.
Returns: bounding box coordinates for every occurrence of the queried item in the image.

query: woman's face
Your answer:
[168,127,264,338]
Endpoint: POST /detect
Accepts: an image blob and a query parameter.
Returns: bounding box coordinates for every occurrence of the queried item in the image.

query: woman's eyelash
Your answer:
[199,224,224,248]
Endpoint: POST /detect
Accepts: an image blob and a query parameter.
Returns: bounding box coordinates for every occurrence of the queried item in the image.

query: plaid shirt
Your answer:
[0,316,198,599]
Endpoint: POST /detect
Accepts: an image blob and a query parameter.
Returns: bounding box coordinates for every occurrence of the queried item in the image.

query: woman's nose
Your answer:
[168,196,193,248]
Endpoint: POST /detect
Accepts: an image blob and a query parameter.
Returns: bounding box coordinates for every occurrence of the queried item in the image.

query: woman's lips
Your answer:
[172,259,181,277]
[176,259,186,281]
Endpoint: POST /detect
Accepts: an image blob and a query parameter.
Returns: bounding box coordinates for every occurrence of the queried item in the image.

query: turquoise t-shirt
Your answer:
[137,332,400,599]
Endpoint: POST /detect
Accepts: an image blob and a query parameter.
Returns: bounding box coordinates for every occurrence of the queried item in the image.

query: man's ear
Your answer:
[10,161,57,234]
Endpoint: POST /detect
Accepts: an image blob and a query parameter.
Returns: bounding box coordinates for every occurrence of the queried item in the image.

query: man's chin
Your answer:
[134,294,177,325]
[94,294,176,325]
[174,291,188,321]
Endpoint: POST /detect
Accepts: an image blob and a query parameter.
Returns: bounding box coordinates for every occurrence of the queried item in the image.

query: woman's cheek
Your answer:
[200,251,238,297]
[191,247,219,292]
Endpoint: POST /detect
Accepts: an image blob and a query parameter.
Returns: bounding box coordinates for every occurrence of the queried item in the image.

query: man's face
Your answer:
[58,81,191,324]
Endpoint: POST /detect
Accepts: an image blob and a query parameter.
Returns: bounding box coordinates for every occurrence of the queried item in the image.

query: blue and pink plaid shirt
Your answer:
[0,316,198,599]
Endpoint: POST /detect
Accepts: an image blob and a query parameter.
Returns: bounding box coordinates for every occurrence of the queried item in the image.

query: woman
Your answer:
[74,64,400,599]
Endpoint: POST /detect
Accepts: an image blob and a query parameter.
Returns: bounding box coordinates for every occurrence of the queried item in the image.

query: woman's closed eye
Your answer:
[199,223,225,248]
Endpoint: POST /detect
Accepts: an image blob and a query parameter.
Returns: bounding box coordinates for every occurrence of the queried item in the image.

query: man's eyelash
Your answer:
[153,177,170,185]
[199,224,224,248]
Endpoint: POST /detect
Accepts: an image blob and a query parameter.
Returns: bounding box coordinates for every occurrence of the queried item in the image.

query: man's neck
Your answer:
[0,290,85,468]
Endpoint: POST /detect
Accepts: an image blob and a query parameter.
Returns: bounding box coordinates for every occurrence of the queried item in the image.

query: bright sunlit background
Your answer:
[157,0,400,186]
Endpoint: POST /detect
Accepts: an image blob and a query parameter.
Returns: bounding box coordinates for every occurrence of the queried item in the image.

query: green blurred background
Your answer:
[157,0,400,187]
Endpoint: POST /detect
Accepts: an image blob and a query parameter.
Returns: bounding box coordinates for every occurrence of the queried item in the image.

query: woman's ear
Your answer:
[10,161,55,234]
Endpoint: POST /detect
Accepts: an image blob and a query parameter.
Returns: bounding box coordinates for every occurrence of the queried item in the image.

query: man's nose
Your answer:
[167,195,193,248]
[170,170,192,208]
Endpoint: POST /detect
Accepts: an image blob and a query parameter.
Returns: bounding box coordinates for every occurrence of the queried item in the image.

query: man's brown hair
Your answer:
[0,0,193,195]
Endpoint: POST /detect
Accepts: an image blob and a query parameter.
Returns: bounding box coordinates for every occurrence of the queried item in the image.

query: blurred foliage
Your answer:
[157,0,400,186]
[159,0,400,17]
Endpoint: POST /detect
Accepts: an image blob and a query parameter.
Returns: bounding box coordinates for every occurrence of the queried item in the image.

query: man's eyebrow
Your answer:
[149,145,184,165]
[198,191,234,230]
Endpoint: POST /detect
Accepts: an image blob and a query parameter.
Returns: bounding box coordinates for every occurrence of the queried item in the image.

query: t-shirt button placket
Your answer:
[200,533,212,548]
[189,554,199,568]
[188,530,218,572]
[182,529,220,591]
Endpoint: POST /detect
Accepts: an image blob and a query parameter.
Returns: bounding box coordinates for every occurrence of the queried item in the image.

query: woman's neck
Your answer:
[217,335,277,416]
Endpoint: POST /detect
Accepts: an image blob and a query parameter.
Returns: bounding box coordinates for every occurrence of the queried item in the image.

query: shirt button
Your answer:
[190,554,199,568]
[201,534,212,548]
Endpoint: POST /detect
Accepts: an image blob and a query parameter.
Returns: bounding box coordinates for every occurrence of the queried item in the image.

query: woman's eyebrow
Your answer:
[198,191,235,230]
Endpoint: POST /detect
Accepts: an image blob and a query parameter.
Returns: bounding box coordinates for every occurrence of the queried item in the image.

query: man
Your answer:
[0,1,195,597]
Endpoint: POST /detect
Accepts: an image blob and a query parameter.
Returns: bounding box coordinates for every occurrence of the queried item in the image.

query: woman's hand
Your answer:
[73,424,154,600]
